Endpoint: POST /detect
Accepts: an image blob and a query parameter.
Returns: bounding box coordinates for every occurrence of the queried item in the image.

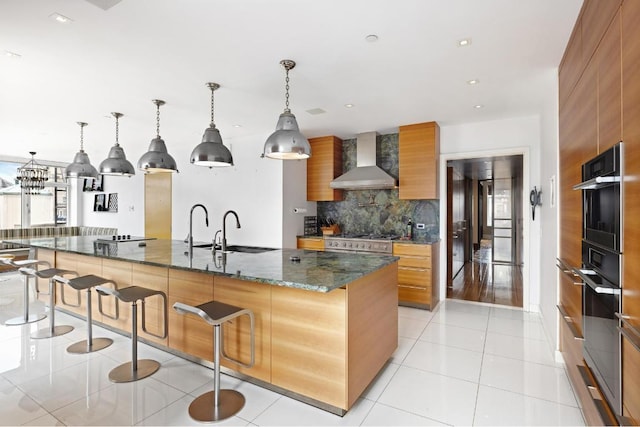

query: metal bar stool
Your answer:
[1,257,51,325]
[173,301,255,422]
[96,285,167,383]
[19,267,77,339]
[55,274,120,354]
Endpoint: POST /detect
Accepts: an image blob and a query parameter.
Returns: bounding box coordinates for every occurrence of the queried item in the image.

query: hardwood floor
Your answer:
[447,240,523,307]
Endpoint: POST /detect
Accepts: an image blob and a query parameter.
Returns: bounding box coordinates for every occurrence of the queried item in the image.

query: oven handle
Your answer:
[615,312,640,353]
[556,258,583,285]
[572,267,620,295]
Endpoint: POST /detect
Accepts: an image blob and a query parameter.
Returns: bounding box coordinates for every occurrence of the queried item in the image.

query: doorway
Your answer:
[445,154,524,308]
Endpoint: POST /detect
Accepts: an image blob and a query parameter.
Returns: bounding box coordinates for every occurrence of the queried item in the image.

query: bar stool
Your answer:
[173,301,255,422]
[19,267,77,339]
[96,285,167,383]
[1,256,51,325]
[55,274,120,354]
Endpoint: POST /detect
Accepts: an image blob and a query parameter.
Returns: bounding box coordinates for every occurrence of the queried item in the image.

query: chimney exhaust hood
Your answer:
[330,132,397,190]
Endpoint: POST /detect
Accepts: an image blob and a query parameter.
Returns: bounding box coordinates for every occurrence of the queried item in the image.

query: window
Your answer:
[0,158,68,229]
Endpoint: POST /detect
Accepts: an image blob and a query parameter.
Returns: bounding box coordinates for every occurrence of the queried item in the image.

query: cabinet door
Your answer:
[307,136,343,201]
[582,0,623,65]
[622,0,640,422]
[559,18,583,108]
[398,122,439,200]
[598,10,622,152]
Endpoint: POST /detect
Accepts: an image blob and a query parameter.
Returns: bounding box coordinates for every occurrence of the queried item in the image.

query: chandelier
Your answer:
[16,151,49,194]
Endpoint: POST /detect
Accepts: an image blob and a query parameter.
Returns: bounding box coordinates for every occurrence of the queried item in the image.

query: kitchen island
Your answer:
[4,236,399,415]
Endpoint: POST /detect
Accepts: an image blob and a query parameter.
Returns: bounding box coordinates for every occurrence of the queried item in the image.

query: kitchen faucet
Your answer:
[188,204,209,259]
[222,210,241,252]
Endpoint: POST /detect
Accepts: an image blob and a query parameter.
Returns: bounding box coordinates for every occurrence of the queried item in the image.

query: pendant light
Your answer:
[65,121,98,180]
[17,152,48,194]
[137,99,178,173]
[190,82,233,167]
[99,112,135,177]
[262,59,311,160]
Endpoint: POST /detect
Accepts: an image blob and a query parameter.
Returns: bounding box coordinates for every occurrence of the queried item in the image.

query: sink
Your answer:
[192,243,214,249]
[225,245,276,254]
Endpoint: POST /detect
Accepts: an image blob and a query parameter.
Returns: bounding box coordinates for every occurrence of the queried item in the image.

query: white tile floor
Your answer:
[0,272,586,426]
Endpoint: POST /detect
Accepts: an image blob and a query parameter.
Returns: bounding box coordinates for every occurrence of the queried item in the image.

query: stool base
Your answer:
[31,325,74,339]
[108,359,159,383]
[5,313,46,326]
[189,389,245,422]
[67,337,113,354]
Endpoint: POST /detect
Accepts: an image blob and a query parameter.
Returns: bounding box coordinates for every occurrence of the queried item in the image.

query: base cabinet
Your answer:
[393,242,439,310]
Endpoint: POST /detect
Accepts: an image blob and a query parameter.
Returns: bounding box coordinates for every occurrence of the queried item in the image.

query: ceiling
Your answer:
[0,0,583,164]
[448,155,523,181]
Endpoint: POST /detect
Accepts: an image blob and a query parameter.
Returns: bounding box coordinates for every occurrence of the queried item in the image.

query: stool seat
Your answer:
[173,300,255,422]
[19,267,75,279]
[100,285,164,303]
[66,274,117,291]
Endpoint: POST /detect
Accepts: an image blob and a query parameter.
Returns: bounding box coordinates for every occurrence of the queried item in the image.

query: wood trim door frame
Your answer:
[439,147,531,311]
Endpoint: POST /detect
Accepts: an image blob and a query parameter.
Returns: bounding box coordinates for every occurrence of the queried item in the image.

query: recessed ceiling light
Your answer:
[306,108,326,115]
[467,79,479,85]
[344,104,354,108]
[49,12,73,24]
[4,50,22,58]
[365,34,379,43]
[458,38,472,47]
[474,104,484,109]
[233,124,242,128]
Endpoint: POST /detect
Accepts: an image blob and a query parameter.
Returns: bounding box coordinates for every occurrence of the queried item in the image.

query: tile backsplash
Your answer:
[317,133,439,241]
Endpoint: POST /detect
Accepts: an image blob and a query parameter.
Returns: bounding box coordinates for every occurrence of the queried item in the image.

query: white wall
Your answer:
[282,159,317,249]
[538,68,561,356]
[439,115,542,312]
[80,132,285,249]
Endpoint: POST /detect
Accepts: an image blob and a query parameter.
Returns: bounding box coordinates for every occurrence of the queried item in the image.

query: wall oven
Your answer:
[573,142,623,417]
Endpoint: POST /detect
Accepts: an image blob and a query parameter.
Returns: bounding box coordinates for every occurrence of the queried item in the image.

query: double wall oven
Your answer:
[572,142,623,416]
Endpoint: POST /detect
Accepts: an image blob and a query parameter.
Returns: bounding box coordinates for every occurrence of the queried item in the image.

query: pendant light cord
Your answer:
[115,115,120,144]
[77,122,87,152]
[284,67,290,113]
[156,103,161,138]
[210,85,216,127]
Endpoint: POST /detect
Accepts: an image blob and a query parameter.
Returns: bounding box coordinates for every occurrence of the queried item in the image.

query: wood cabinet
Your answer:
[393,242,439,310]
[398,122,439,200]
[296,236,324,251]
[622,0,640,423]
[306,136,343,201]
[597,9,622,152]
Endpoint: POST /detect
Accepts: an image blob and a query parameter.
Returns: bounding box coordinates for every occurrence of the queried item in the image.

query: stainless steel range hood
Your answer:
[330,132,397,190]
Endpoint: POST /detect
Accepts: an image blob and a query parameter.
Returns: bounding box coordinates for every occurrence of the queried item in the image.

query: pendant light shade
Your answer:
[262,59,311,160]
[65,122,98,180]
[99,112,135,177]
[137,99,178,173]
[190,83,233,167]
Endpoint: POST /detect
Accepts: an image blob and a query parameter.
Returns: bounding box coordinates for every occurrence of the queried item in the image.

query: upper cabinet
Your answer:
[398,122,440,200]
[597,9,622,152]
[306,136,343,202]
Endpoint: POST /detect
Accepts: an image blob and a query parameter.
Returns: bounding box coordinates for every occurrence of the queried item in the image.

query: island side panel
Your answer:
[271,286,348,409]
[214,276,271,383]
[132,263,169,346]
[101,258,133,332]
[167,268,214,361]
[347,262,398,408]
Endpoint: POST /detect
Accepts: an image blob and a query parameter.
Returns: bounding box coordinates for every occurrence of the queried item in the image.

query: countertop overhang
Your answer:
[3,236,398,293]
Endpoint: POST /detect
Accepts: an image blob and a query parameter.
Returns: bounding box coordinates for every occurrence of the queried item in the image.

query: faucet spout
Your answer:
[188,204,209,259]
[222,210,241,252]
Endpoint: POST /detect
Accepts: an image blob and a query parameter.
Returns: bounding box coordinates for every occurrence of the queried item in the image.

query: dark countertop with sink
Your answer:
[3,236,398,293]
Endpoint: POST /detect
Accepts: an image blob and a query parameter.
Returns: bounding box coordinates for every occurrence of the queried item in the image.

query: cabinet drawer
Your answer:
[398,267,431,287]
[393,243,431,257]
[399,285,431,305]
[398,256,430,269]
[296,237,325,251]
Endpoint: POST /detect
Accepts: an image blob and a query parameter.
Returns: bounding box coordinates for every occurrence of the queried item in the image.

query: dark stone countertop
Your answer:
[297,235,441,245]
[2,236,398,293]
